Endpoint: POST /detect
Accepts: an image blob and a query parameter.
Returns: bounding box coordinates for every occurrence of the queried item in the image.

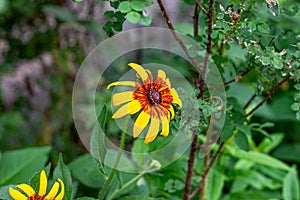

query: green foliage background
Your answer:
[0,0,300,199]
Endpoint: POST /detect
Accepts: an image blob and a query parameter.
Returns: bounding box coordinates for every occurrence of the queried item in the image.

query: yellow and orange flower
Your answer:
[8,170,64,200]
[107,63,182,144]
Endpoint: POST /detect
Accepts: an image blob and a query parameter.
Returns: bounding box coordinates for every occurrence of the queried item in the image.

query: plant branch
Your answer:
[245,75,292,117]
[98,118,128,199]
[195,0,208,15]
[243,93,257,110]
[156,0,201,72]
[189,141,225,199]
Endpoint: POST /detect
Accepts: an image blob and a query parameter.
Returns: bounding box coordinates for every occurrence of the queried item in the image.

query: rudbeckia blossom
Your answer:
[107,63,182,144]
[8,170,64,200]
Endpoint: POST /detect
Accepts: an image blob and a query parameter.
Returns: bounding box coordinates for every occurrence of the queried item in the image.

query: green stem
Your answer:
[107,172,146,200]
[98,118,128,200]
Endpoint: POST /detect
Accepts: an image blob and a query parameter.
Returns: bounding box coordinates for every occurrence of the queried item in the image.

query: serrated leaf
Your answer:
[0,146,51,185]
[126,11,141,24]
[283,166,299,200]
[118,1,131,13]
[53,154,72,200]
[131,1,145,12]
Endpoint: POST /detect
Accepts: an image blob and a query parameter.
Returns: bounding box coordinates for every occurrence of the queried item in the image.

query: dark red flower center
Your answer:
[147,87,161,105]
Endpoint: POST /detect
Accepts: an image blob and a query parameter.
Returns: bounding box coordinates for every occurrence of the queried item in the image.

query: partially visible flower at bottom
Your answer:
[8,170,64,200]
[107,63,182,144]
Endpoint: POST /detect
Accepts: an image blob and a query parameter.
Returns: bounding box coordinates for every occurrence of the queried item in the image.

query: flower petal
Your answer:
[157,70,166,81]
[171,88,182,108]
[144,115,160,144]
[128,63,149,82]
[54,178,64,200]
[38,170,47,197]
[168,105,175,119]
[107,81,140,89]
[133,110,150,138]
[112,91,133,106]
[8,187,28,200]
[16,184,36,197]
[112,100,142,118]
[45,181,59,200]
[160,116,170,137]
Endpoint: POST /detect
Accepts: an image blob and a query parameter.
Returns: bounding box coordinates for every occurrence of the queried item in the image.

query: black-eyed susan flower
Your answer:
[107,63,182,144]
[8,170,64,200]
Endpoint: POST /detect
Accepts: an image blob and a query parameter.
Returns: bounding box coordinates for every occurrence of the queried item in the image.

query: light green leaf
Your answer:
[126,11,141,24]
[294,83,300,91]
[207,169,225,200]
[291,102,300,111]
[53,154,72,200]
[118,1,131,13]
[140,15,152,26]
[0,146,51,185]
[226,146,290,171]
[283,166,299,200]
[131,1,145,11]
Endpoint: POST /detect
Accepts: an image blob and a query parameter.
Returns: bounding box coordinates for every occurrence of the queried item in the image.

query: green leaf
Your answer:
[120,196,160,200]
[144,0,154,6]
[43,5,76,22]
[140,15,152,26]
[294,83,300,90]
[126,11,141,24]
[234,131,250,151]
[0,185,13,200]
[112,22,123,32]
[291,102,300,111]
[76,198,96,200]
[296,111,300,120]
[131,1,145,12]
[104,11,115,18]
[53,154,72,200]
[118,1,131,13]
[257,132,284,153]
[260,56,271,65]
[90,105,108,175]
[183,0,195,5]
[72,0,84,2]
[207,169,225,200]
[132,139,150,168]
[0,146,51,185]
[220,118,234,141]
[226,146,290,171]
[68,154,106,188]
[257,23,270,34]
[283,166,299,200]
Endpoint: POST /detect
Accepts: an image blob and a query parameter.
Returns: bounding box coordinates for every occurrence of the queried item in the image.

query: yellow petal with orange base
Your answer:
[16,184,35,197]
[45,181,59,199]
[112,100,142,118]
[160,116,170,137]
[38,170,47,197]
[171,88,182,108]
[55,178,65,200]
[107,81,139,89]
[144,116,160,144]
[133,110,150,138]
[128,63,148,82]
[112,91,133,106]
[8,187,28,200]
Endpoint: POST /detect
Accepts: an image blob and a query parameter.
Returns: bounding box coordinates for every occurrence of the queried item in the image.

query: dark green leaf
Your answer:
[220,118,234,141]
[257,23,270,34]
[120,196,161,200]
[104,11,115,18]
[112,22,123,32]
[294,83,300,90]
[234,131,250,151]
[53,154,72,200]
[29,163,51,192]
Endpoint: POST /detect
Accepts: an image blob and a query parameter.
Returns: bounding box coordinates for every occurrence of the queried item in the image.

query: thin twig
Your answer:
[183,4,201,199]
[195,0,208,15]
[189,142,225,199]
[156,0,201,72]
[245,75,291,117]
[203,70,250,91]
[243,93,257,110]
